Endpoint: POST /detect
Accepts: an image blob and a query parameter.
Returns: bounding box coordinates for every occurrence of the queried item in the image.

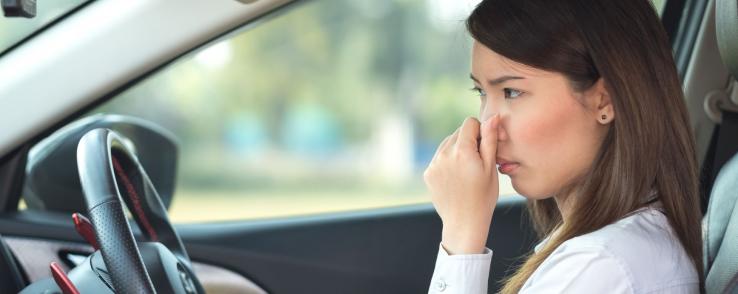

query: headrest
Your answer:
[716,0,738,79]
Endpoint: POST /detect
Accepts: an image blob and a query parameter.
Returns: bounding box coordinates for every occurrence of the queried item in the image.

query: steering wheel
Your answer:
[74,128,204,293]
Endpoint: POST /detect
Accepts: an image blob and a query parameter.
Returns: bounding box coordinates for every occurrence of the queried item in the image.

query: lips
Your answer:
[496,157,520,174]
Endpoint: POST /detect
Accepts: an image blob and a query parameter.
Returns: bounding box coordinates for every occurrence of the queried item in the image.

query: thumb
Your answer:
[479,114,500,172]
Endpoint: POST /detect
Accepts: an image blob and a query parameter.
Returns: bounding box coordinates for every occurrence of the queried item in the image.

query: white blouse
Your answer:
[428,203,699,293]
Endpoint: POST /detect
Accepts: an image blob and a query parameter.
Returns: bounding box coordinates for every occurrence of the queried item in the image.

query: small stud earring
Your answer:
[601,114,607,120]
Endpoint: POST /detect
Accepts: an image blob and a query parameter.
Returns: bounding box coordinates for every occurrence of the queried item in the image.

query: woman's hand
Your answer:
[424,115,500,255]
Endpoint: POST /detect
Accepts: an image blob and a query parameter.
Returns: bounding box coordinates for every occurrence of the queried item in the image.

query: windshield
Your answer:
[0,0,88,55]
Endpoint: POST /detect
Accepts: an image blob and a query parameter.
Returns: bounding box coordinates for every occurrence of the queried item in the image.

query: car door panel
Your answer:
[0,195,534,293]
[178,195,535,293]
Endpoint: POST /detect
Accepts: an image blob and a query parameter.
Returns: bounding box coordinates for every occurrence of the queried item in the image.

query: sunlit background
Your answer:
[5,0,666,222]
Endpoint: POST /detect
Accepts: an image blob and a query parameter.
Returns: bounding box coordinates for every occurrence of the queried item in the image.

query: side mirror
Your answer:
[23,114,179,213]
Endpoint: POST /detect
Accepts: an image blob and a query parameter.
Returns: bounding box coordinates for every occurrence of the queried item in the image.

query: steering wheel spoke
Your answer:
[76,128,203,294]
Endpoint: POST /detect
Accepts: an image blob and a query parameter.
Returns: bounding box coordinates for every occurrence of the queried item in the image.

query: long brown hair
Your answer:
[466,0,704,292]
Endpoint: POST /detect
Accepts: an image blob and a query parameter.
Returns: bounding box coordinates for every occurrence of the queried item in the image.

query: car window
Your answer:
[20,0,669,222]
[653,0,666,14]
[92,0,486,223]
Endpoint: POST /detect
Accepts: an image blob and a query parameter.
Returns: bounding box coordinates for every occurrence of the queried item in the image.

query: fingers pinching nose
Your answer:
[479,114,500,170]
[482,113,499,132]
[457,117,481,148]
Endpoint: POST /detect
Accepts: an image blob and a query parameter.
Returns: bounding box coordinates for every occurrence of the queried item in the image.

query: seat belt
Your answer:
[711,111,738,177]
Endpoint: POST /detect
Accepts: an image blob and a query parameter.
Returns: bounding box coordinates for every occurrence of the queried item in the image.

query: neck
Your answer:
[554,191,576,222]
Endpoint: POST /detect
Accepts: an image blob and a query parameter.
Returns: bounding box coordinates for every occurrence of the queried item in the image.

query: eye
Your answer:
[503,88,523,99]
[470,86,487,97]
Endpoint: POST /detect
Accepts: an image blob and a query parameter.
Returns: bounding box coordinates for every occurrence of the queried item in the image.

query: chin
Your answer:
[511,181,554,200]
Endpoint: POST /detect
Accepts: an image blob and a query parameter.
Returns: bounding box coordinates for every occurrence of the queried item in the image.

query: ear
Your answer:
[588,78,614,124]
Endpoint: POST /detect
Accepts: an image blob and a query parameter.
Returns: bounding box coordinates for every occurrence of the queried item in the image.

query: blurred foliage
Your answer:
[95,0,479,194]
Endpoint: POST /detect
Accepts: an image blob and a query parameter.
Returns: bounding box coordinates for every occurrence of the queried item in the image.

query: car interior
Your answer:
[0,0,736,293]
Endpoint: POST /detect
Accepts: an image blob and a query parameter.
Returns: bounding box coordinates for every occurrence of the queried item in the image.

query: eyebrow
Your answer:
[470,74,525,86]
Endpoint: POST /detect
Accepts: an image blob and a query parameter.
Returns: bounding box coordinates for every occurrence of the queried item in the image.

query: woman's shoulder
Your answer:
[549,206,699,292]
[569,205,674,252]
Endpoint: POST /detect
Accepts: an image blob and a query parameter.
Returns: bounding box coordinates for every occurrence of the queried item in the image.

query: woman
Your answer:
[424,0,704,293]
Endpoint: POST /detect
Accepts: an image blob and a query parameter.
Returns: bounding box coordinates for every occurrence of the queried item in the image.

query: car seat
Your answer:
[703,0,738,292]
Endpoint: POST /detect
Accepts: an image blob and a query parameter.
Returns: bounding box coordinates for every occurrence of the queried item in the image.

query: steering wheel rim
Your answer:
[77,128,203,294]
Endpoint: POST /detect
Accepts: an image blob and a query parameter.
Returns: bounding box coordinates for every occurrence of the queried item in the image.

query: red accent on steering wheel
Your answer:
[112,157,159,241]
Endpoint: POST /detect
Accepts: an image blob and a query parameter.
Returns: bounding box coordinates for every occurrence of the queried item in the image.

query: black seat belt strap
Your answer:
[701,110,738,213]
[713,111,738,176]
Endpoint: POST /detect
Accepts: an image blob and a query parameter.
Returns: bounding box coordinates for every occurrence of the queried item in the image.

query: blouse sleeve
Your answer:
[428,243,493,294]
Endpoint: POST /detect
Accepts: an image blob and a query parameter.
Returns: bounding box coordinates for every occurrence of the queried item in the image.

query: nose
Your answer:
[479,98,508,141]
[480,94,503,121]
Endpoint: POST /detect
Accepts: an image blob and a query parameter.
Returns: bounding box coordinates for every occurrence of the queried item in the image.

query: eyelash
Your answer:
[470,87,523,99]
[503,88,523,99]
[470,87,487,97]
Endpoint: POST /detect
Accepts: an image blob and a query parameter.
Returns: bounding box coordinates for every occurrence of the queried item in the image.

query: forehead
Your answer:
[471,41,549,79]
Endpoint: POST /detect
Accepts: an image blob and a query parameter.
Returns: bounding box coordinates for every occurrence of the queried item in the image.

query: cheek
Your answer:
[508,98,598,197]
